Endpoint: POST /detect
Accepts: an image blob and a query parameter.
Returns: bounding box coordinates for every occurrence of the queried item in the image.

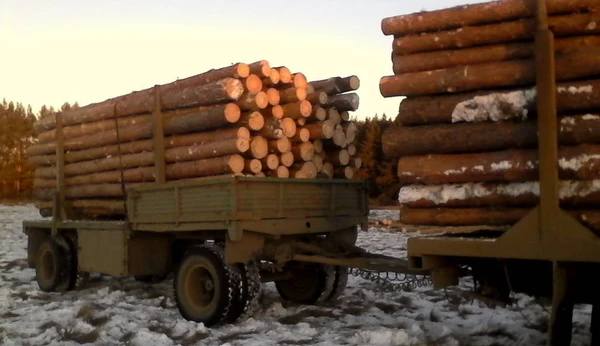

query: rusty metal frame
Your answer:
[407,0,600,265]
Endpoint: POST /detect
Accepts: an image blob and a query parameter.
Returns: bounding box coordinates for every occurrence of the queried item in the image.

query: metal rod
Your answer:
[152,86,166,183]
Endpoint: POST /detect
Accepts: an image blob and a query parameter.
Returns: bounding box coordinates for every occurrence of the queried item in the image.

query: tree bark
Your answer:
[310,76,360,95]
[398,79,600,125]
[381,0,600,36]
[380,48,600,97]
[37,200,126,218]
[398,180,600,208]
[399,206,600,231]
[305,121,335,139]
[27,103,241,156]
[281,101,312,119]
[259,117,285,140]
[279,87,307,103]
[382,114,600,158]
[236,91,268,110]
[398,144,600,184]
[392,36,600,74]
[34,77,245,133]
[238,111,264,131]
[324,93,360,111]
[391,13,600,55]
[28,127,250,166]
[326,149,350,166]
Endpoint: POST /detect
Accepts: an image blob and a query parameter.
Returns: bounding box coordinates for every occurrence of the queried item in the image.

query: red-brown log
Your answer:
[245,159,263,174]
[275,66,292,84]
[28,127,250,167]
[398,79,600,125]
[392,36,600,74]
[27,104,241,156]
[305,121,335,139]
[248,60,271,78]
[242,75,263,94]
[238,111,264,131]
[35,138,250,178]
[281,101,312,119]
[306,91,328,105]
[291,142,315,162]
[398,180,600,208]
[327,108,342,125]
[323,93,360,111]
[266,88,281,106]
[250,136,268,159]
[236,91,268,110]
[268,137,291,153]
[279,87,307,103]
[276,165,290,178]
[310,76,361,95]
[326,149,350,166]
[290,161,317,179]
[398,144,600,184]
[34,78,244,133]
[291,128,310,143]
[380,48,600,97]
[261,154,280,170]
[259,117,285,140]
[280,152,295,167]
[263,69,280,86]
[391,13,600,55]
[381,0,600,36]
[382,114,600,158]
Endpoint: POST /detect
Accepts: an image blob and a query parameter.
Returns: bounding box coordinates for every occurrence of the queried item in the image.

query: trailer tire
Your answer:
[227,262,262,323]
[174,245,237,326]
[275,261,328,304]
[35,236,73,292]
[326,266,349,301]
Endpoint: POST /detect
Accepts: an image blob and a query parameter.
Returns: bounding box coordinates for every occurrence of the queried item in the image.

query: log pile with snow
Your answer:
[379,0,600,231]
[26,61,362,219]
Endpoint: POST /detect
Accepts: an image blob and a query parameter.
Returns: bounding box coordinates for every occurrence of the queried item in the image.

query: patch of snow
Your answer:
[582,114,600,121]
[491,160,513,171]
[557,85,593,94]
[451,88,536,123]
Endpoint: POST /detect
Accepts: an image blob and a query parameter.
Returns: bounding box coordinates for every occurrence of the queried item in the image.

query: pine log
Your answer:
[291,128,310,143]
[266,88,281,106]
[245,159,263,174]
[281,118,297,138]
[260,117,285,140]
[392,35,600,74]
[281,101,312,119]
[332,128,347,148]
[263,69,280,86]
[267,165,290,178]
[399,180,600,208]
[238,111,264,131]
[381,0,600,36]
[280,152,295,167]
[340,111,350,122]
[275,67,292,84]
[350,157,362,169]
[343,122,358,143]
[297,118,306,126]
[291,142,315,162]
[242,75,263,94]
[328,109,342,125]
[391,13,600,55]
[335,166,355,179]
[382,114,600,158]
[250,136,268,159]
[236,91,268,110]
[290,161,317,179]
[399,207,600,231]
[28,127,250,167]
[398,79,600,125]
[261,154,280,170]
[268,137,291,153]
[321,163,335,178]
[292,73,308,89]
[310,76,360,95]
[313,139,324,154]
[27,104,241,156]
[279,88,307,103]
[56,154,245,186]
[347,144,357,156]
[305,121,335,139]
[35,78,245,133]
[324,93,360,111]
[306,91,328,105]
[380,48,600,97]
[35,137,250,178]
[398,144,600,184]
[248,60,271,78]
[326,149,350,166]
[306,107,327,124]
[311,154,324,172]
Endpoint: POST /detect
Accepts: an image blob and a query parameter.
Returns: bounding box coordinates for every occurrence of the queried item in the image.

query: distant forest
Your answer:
[0,98,400,205]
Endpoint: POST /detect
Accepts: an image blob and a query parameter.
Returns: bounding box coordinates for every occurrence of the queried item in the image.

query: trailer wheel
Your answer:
[326,266,349,301]
[35,236,73,292]
[275,262,329,304]
[174,246,238,326]
[226,262,262,323]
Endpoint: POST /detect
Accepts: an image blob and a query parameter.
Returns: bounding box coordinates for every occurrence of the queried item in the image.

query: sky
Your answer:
[0,0,489,120]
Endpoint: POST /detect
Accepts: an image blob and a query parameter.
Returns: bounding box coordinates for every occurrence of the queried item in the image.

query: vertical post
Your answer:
[152,86,166,183]
[550,262,574,346]
[55,113,66,219]
[534,0,559,247]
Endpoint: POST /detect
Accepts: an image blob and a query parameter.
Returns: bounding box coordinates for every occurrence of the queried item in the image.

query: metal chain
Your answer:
[348,267,432,292]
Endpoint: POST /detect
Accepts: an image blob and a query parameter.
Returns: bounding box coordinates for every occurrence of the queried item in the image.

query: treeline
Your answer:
[0,100,77,200]
[352,114,400,206]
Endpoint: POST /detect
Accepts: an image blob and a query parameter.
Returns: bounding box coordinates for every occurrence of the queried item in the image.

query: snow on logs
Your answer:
[380,0,600,231]
[28,61,362,219]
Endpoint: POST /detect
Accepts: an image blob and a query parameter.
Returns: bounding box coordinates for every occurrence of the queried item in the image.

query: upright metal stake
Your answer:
[152,86,166,183]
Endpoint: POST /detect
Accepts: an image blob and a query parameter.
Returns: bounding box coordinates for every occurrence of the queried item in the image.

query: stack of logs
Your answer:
[27,60,362,219]
[379,0,600,232]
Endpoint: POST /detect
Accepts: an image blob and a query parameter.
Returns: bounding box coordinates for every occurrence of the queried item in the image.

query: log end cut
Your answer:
[250,136,268,159]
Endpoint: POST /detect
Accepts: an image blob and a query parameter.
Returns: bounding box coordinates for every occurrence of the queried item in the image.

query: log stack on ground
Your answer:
[379,0,600,232]
[27,61,362,219]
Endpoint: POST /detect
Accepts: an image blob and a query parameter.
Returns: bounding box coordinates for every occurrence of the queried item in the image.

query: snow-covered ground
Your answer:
[0,204,594,345]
